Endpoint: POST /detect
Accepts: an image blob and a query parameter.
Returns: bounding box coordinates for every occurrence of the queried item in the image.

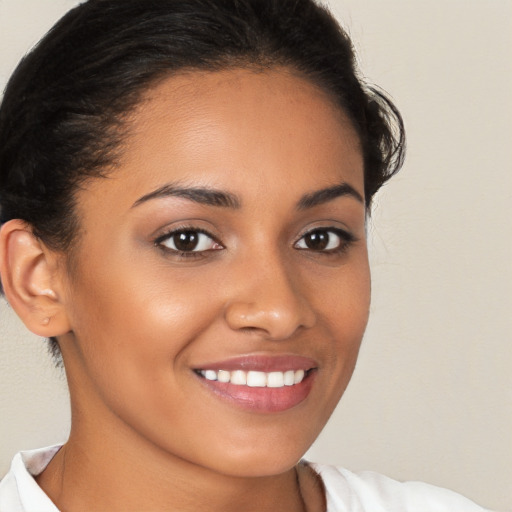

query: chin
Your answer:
[198,428,319,478]
[213,453,304,479]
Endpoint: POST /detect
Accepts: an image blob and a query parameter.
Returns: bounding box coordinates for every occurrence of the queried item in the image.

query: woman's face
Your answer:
[57,68,370,477]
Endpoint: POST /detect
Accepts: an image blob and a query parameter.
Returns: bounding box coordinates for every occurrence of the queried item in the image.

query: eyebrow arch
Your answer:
[297,183,364,210]
[132,184,241,209]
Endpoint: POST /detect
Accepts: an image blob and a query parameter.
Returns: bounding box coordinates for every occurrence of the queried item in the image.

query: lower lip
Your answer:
[196,370,316,413]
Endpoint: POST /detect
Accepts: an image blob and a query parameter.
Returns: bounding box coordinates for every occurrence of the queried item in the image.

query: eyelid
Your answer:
[294,226,357,252]
[154,225,224,255]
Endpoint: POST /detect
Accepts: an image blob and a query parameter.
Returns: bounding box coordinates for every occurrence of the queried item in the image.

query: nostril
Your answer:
[239,326,261,334]
[224,300,315,341]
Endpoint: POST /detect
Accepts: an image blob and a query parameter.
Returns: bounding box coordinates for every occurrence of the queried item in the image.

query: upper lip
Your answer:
[193,354,317,372]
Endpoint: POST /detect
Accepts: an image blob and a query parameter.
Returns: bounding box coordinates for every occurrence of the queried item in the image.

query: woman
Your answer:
[0,0,493,510]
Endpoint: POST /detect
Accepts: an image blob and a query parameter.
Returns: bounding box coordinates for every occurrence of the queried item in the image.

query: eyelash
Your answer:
[295,227,357,255]
[154,227,223,259]
[154,226,357,259]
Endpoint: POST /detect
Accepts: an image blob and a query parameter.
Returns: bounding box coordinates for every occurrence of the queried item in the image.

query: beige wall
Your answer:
[1,1,511,510]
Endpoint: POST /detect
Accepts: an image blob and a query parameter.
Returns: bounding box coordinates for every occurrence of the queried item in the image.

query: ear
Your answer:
[0,219,71,337]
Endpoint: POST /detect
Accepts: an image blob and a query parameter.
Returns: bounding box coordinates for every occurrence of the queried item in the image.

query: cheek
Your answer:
[312,250,371,386]
[62,257,225,440]
[308,246,371,334]
[63,247,222,390]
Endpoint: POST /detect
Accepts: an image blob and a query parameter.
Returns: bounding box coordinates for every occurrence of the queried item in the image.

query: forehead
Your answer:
[77,67,364,214]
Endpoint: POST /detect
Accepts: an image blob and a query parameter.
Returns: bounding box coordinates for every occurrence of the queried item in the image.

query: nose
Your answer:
[223,253,316,340]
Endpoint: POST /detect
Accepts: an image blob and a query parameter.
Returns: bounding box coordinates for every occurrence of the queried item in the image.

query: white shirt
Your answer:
[0,445,492,511]
[310,464,492,512]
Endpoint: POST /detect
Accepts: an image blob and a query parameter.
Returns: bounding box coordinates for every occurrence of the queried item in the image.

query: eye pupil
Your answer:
[174,231,199,251]
[305,231,329,250]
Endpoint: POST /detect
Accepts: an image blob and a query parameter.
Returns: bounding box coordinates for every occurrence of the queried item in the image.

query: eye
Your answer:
[294,228,355,253]
[156,229,222,254]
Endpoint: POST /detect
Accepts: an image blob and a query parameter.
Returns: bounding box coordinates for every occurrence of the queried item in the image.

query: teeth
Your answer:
[230,370,247,385]
[247,371,267,387]
[284,370,295,386]
[217,370,230,383]
[203,370,217,381]
[267,371,284,388]
[199,369,307,388]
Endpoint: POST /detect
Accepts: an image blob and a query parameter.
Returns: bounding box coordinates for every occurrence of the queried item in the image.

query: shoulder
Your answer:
[0,445,61,512]
[309,463,492,512]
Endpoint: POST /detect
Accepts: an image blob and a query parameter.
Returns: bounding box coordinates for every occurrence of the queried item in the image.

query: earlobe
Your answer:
[0,219,71,337]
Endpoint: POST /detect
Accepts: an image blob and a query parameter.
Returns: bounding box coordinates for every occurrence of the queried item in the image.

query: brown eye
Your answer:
[303,231,330,250]
[295,228,354,252]
[158,229,221,253]
[173,231,200,251]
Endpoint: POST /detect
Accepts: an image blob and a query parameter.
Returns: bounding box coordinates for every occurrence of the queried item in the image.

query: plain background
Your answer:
[0,1,511,510]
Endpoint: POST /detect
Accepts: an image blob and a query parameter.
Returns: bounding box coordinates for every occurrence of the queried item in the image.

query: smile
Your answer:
[192,355,318,412]
[197,369,307,388]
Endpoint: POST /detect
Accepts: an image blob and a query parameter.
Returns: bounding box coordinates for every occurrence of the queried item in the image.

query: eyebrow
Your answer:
[296,183,364,210]
[132,181,363,210]
[132,184,241,209]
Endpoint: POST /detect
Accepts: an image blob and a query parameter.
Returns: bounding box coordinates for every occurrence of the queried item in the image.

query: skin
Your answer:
[10,68,370,511]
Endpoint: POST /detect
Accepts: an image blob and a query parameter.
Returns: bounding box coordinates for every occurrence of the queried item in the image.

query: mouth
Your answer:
[193,355,317,413]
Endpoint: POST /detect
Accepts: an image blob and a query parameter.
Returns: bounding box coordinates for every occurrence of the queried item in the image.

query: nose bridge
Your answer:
[223,246,316,339]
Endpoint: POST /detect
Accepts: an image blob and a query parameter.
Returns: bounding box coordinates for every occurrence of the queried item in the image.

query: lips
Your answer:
[193,354,317,413]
